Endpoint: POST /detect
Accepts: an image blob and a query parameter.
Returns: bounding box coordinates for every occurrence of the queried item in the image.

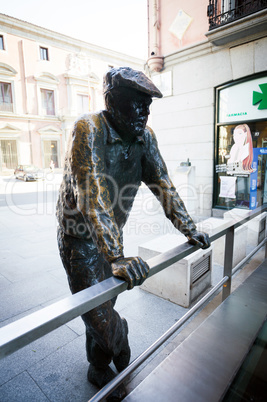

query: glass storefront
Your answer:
[214,74,267,210]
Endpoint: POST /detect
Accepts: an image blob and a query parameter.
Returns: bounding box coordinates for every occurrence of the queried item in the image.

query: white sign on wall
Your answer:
[219,76,267,123]
[152,71,172,97]
[169,10,193,40]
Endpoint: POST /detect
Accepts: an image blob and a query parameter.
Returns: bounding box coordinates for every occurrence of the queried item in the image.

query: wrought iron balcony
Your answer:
[207,0,267,30]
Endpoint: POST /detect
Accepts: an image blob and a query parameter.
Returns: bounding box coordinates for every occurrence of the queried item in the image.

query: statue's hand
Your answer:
[111,257,150,290]
[187,231,210,250]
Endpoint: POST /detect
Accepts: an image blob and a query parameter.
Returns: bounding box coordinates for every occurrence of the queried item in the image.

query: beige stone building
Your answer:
[0,13,143,172]
[146,0,267,217]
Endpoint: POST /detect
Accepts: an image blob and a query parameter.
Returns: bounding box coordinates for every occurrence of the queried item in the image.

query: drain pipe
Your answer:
[147,0,164,72]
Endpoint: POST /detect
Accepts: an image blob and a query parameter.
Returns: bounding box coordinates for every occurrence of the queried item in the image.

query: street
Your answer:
[0,170,175,259]
[0,171,61,208]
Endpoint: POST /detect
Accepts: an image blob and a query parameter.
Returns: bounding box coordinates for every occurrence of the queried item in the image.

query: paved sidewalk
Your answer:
[0,173,263,401]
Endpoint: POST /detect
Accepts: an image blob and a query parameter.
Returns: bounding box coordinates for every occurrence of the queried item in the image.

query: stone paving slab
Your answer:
[0,325,78,386]
[27,336,94,402]
[0,272,69,322]
[0,371,50,402]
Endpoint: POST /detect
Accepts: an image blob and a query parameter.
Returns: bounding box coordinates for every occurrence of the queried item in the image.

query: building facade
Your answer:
[146,0,267,217]
[0,14,143,172]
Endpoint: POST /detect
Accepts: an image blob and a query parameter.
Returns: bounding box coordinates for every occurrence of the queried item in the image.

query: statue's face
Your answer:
[107,89,152,140]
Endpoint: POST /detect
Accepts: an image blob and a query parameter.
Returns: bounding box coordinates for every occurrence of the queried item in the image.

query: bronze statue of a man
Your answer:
[56,67,210,400]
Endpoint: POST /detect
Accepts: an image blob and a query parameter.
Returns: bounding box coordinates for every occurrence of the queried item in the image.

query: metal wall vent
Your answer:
[192,254,211,284]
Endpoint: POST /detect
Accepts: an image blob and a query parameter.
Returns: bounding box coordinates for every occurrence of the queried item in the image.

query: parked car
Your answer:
[14,165,44,181]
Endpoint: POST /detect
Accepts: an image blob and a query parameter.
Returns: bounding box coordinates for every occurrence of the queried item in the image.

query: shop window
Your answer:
[0,82,13,112]
[41,89,55,115]
[0,35,4,50]
[215,122,267,209]
[77,94,89,114]
[214,75,267,211]
[40,46,49,61]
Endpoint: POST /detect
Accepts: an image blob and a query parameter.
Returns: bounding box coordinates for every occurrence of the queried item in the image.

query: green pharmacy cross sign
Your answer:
[253,83,267,110]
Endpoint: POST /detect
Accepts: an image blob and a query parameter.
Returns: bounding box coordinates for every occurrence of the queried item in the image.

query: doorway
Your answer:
[0,139,18,171]
[43,140,59,168]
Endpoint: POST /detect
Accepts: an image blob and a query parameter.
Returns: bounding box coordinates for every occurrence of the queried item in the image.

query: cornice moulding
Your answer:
[34,72,59,84]
[0,13,144,66]
[0,62,18,76]
[0,123,21,133]
[164,40,212,67]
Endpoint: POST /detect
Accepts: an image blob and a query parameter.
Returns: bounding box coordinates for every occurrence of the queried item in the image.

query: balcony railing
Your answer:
[207,0,267,30]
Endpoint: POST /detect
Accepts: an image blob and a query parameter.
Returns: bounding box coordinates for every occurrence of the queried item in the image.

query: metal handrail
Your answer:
[90,238,267,401]
[0,205,266,396]
[0,205,265,360]
[0,239,202,359]
[89,205,267,402]
[89,275,230,402]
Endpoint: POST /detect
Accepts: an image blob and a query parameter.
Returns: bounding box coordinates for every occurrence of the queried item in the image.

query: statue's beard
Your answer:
[108,110,147,141]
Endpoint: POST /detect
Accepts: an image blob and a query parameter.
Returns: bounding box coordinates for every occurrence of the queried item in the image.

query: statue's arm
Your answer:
[71,117,124,262]
[142,128,210,248]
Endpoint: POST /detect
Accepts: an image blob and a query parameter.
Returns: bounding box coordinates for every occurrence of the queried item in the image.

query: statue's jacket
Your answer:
[56,111,196,263]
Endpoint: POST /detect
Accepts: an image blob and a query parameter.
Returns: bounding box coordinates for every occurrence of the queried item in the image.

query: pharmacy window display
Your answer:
[214,75,267,210]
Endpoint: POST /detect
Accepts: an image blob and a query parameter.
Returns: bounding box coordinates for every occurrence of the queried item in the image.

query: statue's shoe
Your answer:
[87,364,127,401]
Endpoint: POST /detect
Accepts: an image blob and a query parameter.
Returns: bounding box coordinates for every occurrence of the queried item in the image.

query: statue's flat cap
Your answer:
[103,67,163,98]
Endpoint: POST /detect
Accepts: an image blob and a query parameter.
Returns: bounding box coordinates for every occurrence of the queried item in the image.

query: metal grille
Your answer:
[192,254,211,284]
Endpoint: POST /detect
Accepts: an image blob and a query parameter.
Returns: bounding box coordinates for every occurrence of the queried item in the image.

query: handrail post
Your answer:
[222,226,234,301]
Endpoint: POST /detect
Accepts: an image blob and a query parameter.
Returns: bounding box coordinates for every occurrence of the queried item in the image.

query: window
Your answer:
[214,75,267,211]
[0,82,13,112]
[0,140,18,169]
[40,46,49,61]
[41,89,55,115]
[43,140,59,168]
[77,94,89,114]
[0,35,4,50]
[215,121,267,209]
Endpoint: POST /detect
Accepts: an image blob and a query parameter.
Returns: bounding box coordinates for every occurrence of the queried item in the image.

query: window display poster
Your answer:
[264,161,267,204]
[226,124,254,175]
[216,123,254,176]
[250,148,267,209]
